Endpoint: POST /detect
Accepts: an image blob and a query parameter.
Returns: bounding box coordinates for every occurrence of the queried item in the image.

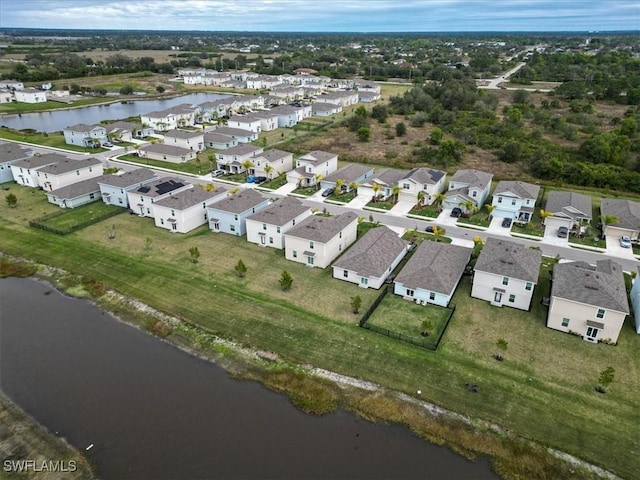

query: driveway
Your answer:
[272,182,297,196]
[605,236,637,259]
[346,194,371,209]
[486,216,510,236]
[435,208,459,227]
[543,224,569,246]
[387,200,414,216]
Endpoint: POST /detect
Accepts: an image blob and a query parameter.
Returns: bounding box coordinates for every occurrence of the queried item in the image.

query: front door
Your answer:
[171,223,177,231]
[260,235,265,245]
[494,291,502,303]
[585,326,599,342]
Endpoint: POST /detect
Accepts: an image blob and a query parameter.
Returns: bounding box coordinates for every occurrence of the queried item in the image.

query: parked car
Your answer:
[245,175,256,183]
[620,236,632,248]
[254,176,267,184]
[501,218,512,228]
[557,226,568,238]
[102,142,113,148]
[211,169,226,178]
[425,225,435,233]
[450,207,462,218]
[321,187,335,197]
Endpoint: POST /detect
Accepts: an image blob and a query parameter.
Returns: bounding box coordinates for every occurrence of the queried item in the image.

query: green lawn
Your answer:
[35,202,123,231]
[0,129,108,153]
[259,174,288,190]
[365,199,394,210]
[1,184,639,479]
[292,186,319,196]
[408,204,440,218]
[118,154,203,175]
[458,211,491,227]
[0,97,112,114]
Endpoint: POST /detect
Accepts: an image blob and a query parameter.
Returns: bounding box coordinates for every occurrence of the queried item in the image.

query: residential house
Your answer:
[549,260,629,344]
[312,102,342,116]
[213,126,259,143]
[357,91,382,103]
[163,129,204,152]
[599,198,640,241]
[251,149,294,178]
[126,177,192,217]
[394,241,472,306]
[318,91,359,107]
[63,124,108,148]
[207,189,270,236]
[9,154,62,187]
[35,157,103,191]
[105,121,154,142]
[352,79,381,94]
[0,90,12,103]
[140,104,200,131]
[269,86,304,102]
[284,212,359,269]
[543,191,592,232]
[0,142,33,183]
[443,169,494,213]
[471,238,541,311]
[397,167,447,206]
[269,105,300,128]
[97,168,158,208]
[137,144,197,164]
[0,80,24,90]
[216,144,264,174]
[628,267,640,335]
[14,88,46,103]
[246,197,311,249]
[358,168,408,201]
[203,132,239,150]
[333,226,410,289]
[153,187,228,234]
[286,151,338,187]
[491,180,540,222]
[320,164,375,193]
[227,115,262,133]
[250,111,279,132]
[46,175,107,209]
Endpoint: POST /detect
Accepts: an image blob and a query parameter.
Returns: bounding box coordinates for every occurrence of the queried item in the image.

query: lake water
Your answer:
[0,93,230,133]
[0,277,498,479]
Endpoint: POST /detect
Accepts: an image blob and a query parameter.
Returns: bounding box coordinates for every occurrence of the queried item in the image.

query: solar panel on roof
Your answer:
[138,186,150,193]
[156,180,185,195]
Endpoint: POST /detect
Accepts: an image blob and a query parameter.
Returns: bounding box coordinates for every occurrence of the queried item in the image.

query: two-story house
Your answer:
[397,167,447,206]
[97,168,158,208]
[286,151,338,187]
[216,144,264,174]
[320,164,375,193]
[137,144,197,164]
[284,212,358,269]
[549,260,629,344]
[250,111,280,132]
[63,124,108,148]
[245,197,311,249]
[140,104,200,131]
[251,149,294,179]
[226,115,262,133]
[443,169,494,213]
[0,142,33,183]
[46,175,108,209]
[207,189,270,236]
[491,180,540,223]
[163,130,205,152]
[153,187,228,234]
[9,154,62,188]
[358,168,408,202]
[213,126,259,143]
[203,132,239,150]
[471,238,541,311]
[35,157,103,191]
[126,177,192,217]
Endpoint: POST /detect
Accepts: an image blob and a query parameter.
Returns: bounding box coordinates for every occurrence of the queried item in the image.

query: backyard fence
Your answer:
[29,207,124,235]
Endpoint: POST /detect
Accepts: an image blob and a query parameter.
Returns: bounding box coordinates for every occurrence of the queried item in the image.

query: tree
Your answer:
[512,89,530,105]
[279,271,293,291]
[354,105,368,118]
[5,193,17,208]
[314,173,324,190]
[119,84,134,95]
[235,259,247,277]
[495,338,508,361]
[432,225,445,242]
[596,366,615,393]
[459,199,477,216]
[420,319,433,337]
[348,181,359,193]
[430,127,443,145]
[155,85,165,93]
[395,122,407,137]
[356,127,371,142]
[416,190,426,207]
[372,182,382,201]
[241,160,254,176]
[600,214,619,228]
[539,209,554,227]
[484,204,496,220]
[433,192,446,211]
[335,179,345,195]
[264,164,274,180]
[391,184,401,204]
[188,246,200,264]
[350,295,362,314]
[371,104,388,123]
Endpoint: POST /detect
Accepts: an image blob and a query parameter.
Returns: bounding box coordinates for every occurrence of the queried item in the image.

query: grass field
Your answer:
[1,184,639,479]
[35,202,122,231]
[0,129,108,153]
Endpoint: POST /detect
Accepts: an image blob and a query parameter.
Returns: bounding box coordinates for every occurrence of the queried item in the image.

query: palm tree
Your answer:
[208,154,216,171]
[264,164,274,180]
[335,179,345,195]
[391,184,401,204]
[314,173,324,190]
[432,225,445,242]
[416,190,426,208]
[539,209,554,227]
[348,181,359,194]
[459,199,478,216]
[433,192,446,212]
[600,214,619,227]
[372,182,382,202]
[241,160,254,177]
[484,204,496,220]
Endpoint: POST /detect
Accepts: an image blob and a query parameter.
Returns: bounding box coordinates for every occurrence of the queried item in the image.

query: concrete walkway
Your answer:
[387,200,415,217]
[346,194,371,209]
[272,182,297,196]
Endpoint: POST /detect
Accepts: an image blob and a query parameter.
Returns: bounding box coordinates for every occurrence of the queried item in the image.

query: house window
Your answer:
[309,241,314,249]
[269,237,273,244]
[561,318,570,327]
[292,219,295,226]
[525,282,533,291]
[263,223,267,230]
[89,167,92,172]
[498,197,502,203]
[307,256,314,266]
[596,308,605,319]
[339,231,342,238]
[202,203,206,209]
[118,198,123,204]
[147,208,151,214]
[509,294,516,303]
[293,251,297,258]
[160,219,164,225]
[277,226,281,233]
[511,199,516,206]
[140,196,144,201]
[403,183,410,190]
[429,292,436,301]
[361,278,368,286]
[406,289,414,297]
[230,225,236,232]
[502,277,509,286]
[89,193,95,199]
[76,170,80,175]
[234,215,238,221]
[343,270,349,278]
[171,209,175,216]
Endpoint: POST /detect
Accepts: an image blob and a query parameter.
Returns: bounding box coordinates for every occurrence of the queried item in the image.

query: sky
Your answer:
[0,0,638,32]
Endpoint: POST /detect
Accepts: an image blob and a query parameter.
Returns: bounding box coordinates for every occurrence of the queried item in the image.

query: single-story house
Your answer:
[543,191,593,232]
[443,169,494,213]
[549,260,629,344]
[251,149,294,178]
[137,144,197,164]
[35,157,103,191]
[0,80,24,90]
[333,226,410,289]
[284,212,359,269]
[154,186,228,234]
[63,124,108,148]
[0,142,34,183]
[46,175,107,209]
[14,88,46,103]
[320,164,375,193]
[471,238,541,311]
[357,91,382,103]
[207,188,270,236]
[394,241,471,306]
[491,180,540,223]
[97,168,158,208]
[246,197,311,249]
[163,129,205,152]
[126,177,192,217]
[216,144,264,174]
[599,198,640,241]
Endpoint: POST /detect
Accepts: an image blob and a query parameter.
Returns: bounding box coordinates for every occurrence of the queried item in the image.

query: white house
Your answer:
[153,186,227,234]
[286,151,338,187]
[9,154,62,188]
[14,88,46,103]
[629,267,640,335]
[46,176,106,209]
[251,149,294,178]
[550,260,629,344]
[126,177,192,217]
[203,132,239,150]
[333,226,410,289]
[0,80,24,90]
[599,198,640,241]
[394,241,472,306]
[140,104,200,131]
[320,164,375,193]
[227,115,262,133]
[491,180,540,223]
[250,111,280,132]
[63,124,108,148]
[163,130,205,152]
[0,141,33,183]
[357,91,382,103]
[0,90,13,103]
[396,167,447,206]
[246,197,311,249]
[105,121,154,142]
[358,168,408,202]
[97,168,158,208]
[137,144,197,164]
[216,144,264,174]
[319,91,359,107]
[284,212,359,269]
[35,157,103,191]
[443,169,494,213]
[213,126,259,143]
[471,238,541,311]
[269,105,299,128]
[207,189,270,236]
[312,102,342,116]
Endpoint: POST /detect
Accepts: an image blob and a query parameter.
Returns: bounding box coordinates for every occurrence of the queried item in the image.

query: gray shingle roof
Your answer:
[257,149,292,162]
[246,197,309,225]
[312,102,340,112]
[106,121,139,132]
[600,198,640,230]
[552,260,629,313]
[545,191,592,220]
[364,168,408,187]
[154,187,224,210]
[218,144,263,156]
[11,153,67,169]
[140,144,193,156]
[97,168,157,188]
[204,132,235,144]
[474,238,541,283]
[64,123,103,133]
[494,180,540,200]
[214,126,255,138]
[164,129,203,139]
[133,177,189,198]
[0,142,33,163]
[333,226,409,278]
[208,188,267,214]
[395,241,471,294]
[450,169,493,190]
[404,167,446,185]
[285,211,358,243]
[298,150,337,166]
[37,157,102,175]
[48,175,108,199]
[322,164,373,183]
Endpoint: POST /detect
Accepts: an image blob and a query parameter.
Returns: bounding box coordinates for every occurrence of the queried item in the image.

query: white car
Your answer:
[619,236,632,248]
[211,169,226,178]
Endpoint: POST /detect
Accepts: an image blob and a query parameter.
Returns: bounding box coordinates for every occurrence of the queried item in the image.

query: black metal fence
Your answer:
[29,206,124,235]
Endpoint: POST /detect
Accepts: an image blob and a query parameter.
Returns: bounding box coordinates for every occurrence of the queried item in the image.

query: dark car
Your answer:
[321,187,335,197]
[450,207,462,218]
[425,225,435,233]
[557,226,568,238]
[502,218,512,228]
[254,176,267,184]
